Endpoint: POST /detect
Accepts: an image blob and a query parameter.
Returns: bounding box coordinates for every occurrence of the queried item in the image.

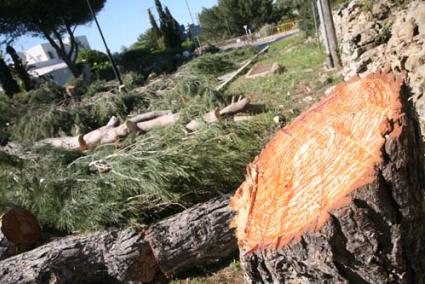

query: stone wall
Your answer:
[334,0,425,131]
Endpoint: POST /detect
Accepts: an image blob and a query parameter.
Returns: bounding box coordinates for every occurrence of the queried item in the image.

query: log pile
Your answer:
[0,195,236,283]
[230,72,425,283]
[37,97,267,150]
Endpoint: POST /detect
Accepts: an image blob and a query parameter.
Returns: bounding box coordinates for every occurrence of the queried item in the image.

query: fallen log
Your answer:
[146,194,237,277]
[79,120,138,150]
[136,113,180,132]
[185,108,220,132]
[37,117,138,151]
[230,72,425,283]
[0,228,157,284]
[0,195,237,283]
[128,110,172,123]
[220,97,251,116]
[0,208,40,260]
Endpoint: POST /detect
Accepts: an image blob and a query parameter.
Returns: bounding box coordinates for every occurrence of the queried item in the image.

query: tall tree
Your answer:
[153,0,182,48]
[0,0,106,78]
[199,0,273,40]
[148,8,161,39]
[6,45,33,91]
[0,55,19,97]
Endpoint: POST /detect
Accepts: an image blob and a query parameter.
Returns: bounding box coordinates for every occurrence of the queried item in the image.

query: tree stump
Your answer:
[230,72,425,283]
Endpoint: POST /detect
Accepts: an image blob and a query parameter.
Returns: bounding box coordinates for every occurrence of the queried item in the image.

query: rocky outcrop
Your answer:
[334,0,425,132]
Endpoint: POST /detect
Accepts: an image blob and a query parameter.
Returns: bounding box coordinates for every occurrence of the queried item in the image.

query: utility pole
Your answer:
[184,0,202,49]
[85,0,123,86]
[311,0,321,48]
[317,0,341,68]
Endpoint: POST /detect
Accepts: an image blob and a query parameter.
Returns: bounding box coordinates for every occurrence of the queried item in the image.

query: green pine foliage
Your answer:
[0,47,276,233]
[199,0,274,40]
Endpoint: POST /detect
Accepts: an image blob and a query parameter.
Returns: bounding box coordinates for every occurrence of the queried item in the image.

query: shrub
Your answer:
[77,50,115,81]
[258,23,277,37]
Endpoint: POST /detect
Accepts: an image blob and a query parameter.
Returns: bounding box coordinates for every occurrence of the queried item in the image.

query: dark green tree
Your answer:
[148,8,161,39]
[6,45,33,91]
[0,55,19,97]
[199,6,230,40]
[0,0,106,77]
[153,0,182,48]
[199,0,273,40]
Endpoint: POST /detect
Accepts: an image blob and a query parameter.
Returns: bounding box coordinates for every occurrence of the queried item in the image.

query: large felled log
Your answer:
[0,195,237,282]
[230,72,425,283]
[146,194,237,277]
[0,228,157,284]
[0,208,40,260]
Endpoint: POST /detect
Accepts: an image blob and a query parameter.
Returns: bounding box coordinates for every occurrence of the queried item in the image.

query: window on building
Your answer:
[47,51,55,59]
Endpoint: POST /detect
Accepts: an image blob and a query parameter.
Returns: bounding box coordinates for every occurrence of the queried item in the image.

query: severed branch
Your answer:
[128,110,172,123]
[136,113,180,132]
[220,97,251,116]
[185,108,220,132]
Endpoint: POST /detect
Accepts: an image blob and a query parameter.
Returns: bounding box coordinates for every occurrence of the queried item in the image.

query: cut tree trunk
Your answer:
[0,195,237,283]
[146,194,237,277]
[0,228,157,284]
[230,72,425,283]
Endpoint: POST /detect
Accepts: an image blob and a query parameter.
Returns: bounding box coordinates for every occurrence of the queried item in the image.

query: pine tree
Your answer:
[164,7,182,47]
[6,45,33,91]
[0,55,20,97]
[153,0,181,48]
[148,8,161,38]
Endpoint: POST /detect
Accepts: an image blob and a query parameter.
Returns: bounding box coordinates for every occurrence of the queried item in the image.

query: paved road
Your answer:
[219,30,299,51]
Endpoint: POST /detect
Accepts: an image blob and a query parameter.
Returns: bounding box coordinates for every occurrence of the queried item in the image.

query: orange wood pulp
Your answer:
[230,72,404,253]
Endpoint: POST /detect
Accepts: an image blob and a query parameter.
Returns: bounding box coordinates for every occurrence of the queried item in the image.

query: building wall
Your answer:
[21,35,91,86]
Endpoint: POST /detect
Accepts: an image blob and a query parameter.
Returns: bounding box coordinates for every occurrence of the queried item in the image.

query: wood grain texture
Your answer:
[231,72,425,283]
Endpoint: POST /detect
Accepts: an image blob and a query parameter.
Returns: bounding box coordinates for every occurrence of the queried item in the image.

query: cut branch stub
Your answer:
[230,72,425,283]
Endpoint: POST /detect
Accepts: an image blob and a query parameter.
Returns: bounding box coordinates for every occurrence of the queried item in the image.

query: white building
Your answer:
[19,36,90,86]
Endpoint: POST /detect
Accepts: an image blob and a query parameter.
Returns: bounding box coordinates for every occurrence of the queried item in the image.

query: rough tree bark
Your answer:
[0,195,237,283]
[0,228,157,284]
[231,72,425,283]
[146,194,237,277]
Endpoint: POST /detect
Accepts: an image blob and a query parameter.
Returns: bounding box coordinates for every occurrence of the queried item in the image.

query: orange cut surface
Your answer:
[230,72,404,253]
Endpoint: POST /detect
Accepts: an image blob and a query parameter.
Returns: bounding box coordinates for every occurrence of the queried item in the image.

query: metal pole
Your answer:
[85,0,123,85]
[184,0,202,49]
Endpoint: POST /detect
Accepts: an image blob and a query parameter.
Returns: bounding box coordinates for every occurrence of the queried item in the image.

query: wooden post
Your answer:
[319,0,341,67]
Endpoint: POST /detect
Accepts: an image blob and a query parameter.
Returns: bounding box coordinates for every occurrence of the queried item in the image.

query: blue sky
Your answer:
[12,0,217,53]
